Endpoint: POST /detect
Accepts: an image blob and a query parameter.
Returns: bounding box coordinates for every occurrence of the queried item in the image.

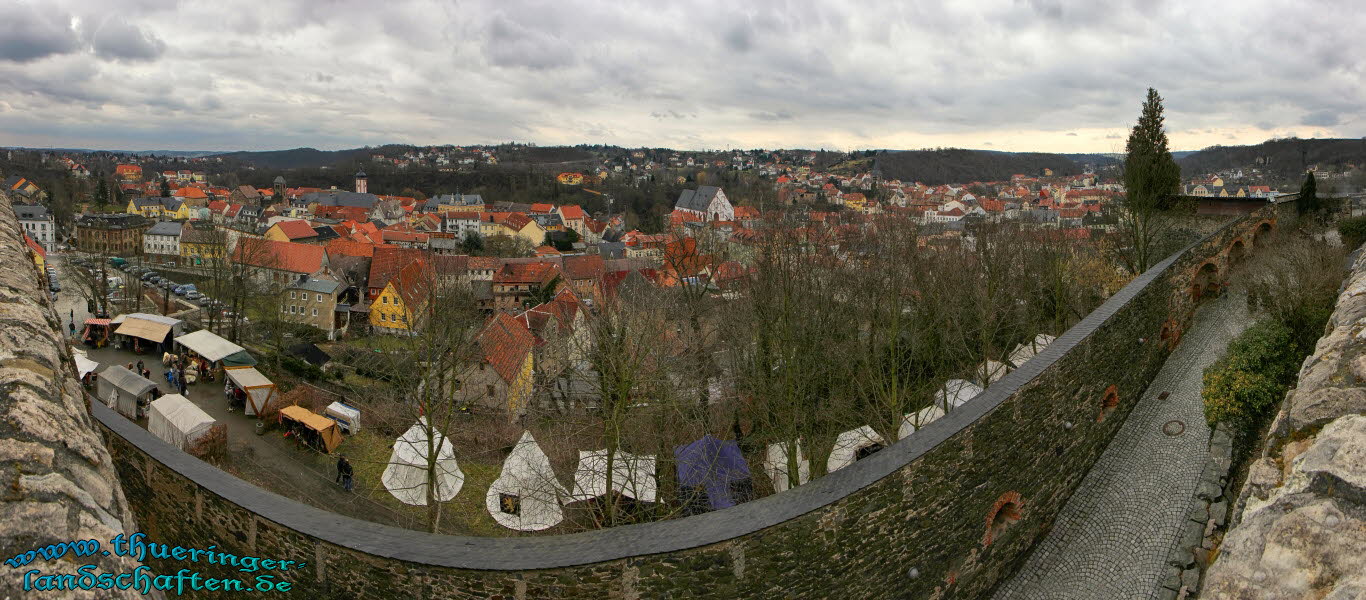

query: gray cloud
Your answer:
[1301,110,1339,127]
[750,111,793,121]
[91,19,165,62]
[0,0,1361,151]
[0,3,80,63]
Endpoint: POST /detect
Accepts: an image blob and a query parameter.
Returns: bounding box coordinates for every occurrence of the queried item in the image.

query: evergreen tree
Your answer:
[1119,88,1182,274]
[1297,171,1320,216]
[95,177,109,209]
[161,178,171,198]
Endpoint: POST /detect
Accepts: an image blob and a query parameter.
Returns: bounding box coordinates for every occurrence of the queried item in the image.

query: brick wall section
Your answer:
[87,207,1278,599]
[0,203,147,598]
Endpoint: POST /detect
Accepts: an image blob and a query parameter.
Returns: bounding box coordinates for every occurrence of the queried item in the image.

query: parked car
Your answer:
[185,291,203,301]
[174,284,197,296]
[141,272,157,281]
[49,283,60,292]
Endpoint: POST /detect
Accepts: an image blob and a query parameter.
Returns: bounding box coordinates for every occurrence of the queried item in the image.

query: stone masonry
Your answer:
[1202,244,1366,599]
[0,203,148,598]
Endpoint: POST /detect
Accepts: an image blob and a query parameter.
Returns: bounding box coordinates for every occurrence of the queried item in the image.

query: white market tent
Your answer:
[485,431,569,531]
[764,440,810,493]
[96,365,157,419]
[826,425,885,473]
[899,403,947,440]
[975,360,1010,387]
[568,450,657,503]
[382,417,464,506]
[224,367,276,417]
[72,349,99,379]
[147,394,217,451]
[174,330,245,362]
[1009,334,1057,368]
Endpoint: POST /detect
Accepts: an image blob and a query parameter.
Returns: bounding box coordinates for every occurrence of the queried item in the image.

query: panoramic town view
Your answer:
[2,1,1364,598]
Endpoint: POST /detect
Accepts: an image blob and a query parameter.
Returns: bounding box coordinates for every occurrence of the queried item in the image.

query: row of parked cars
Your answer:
[45,265,60,293]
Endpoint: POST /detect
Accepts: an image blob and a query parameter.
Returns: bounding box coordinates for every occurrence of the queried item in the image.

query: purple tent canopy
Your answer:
[674,434,751,510]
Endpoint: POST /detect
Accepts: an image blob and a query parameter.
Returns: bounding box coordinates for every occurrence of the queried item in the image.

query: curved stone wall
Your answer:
[90,207,1281,599]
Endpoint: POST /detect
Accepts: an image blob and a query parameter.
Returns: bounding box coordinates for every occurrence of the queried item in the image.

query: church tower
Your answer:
[355,169,368,194]
[273,175,286,202]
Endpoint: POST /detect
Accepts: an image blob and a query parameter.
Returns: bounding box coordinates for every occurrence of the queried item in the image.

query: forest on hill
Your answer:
[1178,138,1366,177]
[872,148,1083,184]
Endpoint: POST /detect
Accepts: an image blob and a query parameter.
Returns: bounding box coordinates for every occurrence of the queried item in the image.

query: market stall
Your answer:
[148,394,218,452]
[96,365,158,420]
[72,349,99,386]
[278,406,343,454]
[113,313,183,354]
[80,318,114,348]
[224,366,276,417]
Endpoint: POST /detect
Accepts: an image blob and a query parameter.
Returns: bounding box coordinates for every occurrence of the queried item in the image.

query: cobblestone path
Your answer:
[993,292,1251,600]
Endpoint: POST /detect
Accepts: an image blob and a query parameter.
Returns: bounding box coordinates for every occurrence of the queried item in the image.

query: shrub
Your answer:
[1338,216,1366,249]
[1202,356,1284,430]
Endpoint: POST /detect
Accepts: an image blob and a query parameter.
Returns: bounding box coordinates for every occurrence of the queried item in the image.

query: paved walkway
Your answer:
[994,292,1251,600]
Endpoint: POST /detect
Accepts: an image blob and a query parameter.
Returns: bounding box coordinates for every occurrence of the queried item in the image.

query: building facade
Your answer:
[75,214,150,257]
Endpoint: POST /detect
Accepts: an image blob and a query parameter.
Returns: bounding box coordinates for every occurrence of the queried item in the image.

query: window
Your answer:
[382,296,388,304]
[316,293,323,303]
[312,308,318,317]
[380,313,387,322]
[289,306,296,314]
[486,385,495,397]
[290,291,296,299]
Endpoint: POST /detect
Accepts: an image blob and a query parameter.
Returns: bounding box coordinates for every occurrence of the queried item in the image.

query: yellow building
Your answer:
[180,225,225,267]
[369,261,428,333]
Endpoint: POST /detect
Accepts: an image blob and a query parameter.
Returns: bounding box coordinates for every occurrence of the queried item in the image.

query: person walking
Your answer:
[336,455,354,492]
[69,321,76,338]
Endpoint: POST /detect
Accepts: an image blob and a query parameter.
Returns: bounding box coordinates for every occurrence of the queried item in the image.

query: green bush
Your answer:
[1338,216,1366,250]
[1202,357,1284,430]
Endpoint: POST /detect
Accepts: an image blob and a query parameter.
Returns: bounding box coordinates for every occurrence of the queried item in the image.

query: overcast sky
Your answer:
[1,0,1362,153]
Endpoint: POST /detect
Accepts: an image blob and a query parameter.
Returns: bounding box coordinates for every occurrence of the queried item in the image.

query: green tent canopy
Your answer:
[222,350,257,367]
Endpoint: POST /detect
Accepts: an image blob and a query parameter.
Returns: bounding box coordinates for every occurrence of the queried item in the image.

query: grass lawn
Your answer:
[343,429,513,537]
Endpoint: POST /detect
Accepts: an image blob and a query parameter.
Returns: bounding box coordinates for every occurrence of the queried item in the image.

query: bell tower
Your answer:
[355,169,368,194]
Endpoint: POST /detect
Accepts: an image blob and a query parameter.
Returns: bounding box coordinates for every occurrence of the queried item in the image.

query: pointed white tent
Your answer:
[764,440,810,492]
[975,360,1010,387]
[72,349,99,379]
[826,425,885,472]
[486,431,569,531]
[899,403,946,440]
[1009,334,1057,368]
[937,379,984,411]
[568,450,657,503]
[382,417,464,506]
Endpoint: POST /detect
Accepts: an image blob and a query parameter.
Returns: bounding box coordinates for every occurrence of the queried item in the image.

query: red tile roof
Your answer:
[479,313,536,385]
[368,247,426,293]
[558,205,586,220]
[234,238,327,274]
[273,219,317,240]
[529,203,554,214]
[495,262,560,285]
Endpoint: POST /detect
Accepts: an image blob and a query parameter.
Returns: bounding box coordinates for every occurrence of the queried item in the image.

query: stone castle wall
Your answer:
[81,206,1277,599]
[0,203,147,598]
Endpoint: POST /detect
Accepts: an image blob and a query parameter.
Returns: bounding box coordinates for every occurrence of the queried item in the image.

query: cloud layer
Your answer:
[0,0,1362,152]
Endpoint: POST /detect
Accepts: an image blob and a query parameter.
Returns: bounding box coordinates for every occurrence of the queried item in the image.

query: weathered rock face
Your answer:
[1203,249,1366,599]
[0,204,147,598]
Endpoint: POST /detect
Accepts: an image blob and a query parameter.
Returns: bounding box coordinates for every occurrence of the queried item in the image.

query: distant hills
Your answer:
[871,149,1088,185]
[1178,138,1366,176]
[209,146,397,170]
